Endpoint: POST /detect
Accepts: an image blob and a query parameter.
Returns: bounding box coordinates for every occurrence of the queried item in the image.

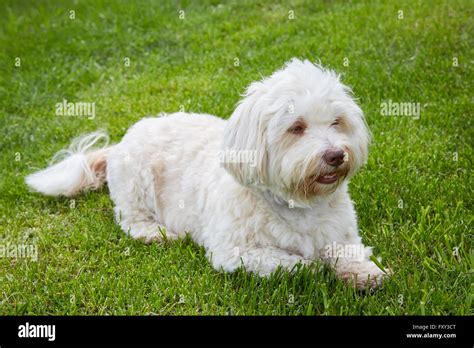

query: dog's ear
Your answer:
[222,82,269,187]
[359,115,370,165]
[339,85,371,170]
[351,103,370,168]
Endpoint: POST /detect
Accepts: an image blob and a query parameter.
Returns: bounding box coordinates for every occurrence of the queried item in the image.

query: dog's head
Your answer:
[222,58,369,206]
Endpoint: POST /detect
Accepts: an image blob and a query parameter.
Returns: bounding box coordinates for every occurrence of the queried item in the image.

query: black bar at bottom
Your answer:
[0,316,471,345]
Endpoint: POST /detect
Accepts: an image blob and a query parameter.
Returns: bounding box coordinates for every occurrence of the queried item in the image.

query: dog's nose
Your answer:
[323,148,345,167]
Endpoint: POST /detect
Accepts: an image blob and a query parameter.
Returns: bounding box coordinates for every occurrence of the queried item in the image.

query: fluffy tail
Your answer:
[25,131,112,197]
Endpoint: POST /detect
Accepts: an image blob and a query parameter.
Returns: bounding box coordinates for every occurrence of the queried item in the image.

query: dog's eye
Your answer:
[289,126,304,134]
[288,122,307,135]
[331,119,340,127]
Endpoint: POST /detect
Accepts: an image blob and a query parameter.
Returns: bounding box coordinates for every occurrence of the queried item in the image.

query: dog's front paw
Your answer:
[337,262,391,290]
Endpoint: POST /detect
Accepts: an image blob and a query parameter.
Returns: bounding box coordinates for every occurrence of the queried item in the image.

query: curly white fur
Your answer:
[26,59,389,289]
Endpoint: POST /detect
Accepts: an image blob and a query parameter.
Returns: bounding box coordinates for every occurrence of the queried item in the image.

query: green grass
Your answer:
[0,0,472,315]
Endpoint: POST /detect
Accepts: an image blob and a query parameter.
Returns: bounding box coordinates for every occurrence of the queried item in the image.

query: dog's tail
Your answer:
[25,131,112,197]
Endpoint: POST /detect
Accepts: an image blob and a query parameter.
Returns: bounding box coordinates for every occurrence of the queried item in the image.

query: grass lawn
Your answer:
[0,0,472,315]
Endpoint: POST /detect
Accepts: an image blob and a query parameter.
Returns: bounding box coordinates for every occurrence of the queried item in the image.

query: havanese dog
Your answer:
[26,58,389,289]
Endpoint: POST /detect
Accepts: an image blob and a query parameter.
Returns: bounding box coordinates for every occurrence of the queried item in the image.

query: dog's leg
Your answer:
[124,220,177,244]
[325,246,389,289]
[210,246,311,276]
[115,209,178,244]
[334,259,388,290]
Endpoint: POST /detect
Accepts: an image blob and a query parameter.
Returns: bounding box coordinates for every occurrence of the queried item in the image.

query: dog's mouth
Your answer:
[294,159,352,199]
[315,172,339,184]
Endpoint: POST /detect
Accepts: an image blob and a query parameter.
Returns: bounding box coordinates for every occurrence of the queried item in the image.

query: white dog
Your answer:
[26,58,388,289]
